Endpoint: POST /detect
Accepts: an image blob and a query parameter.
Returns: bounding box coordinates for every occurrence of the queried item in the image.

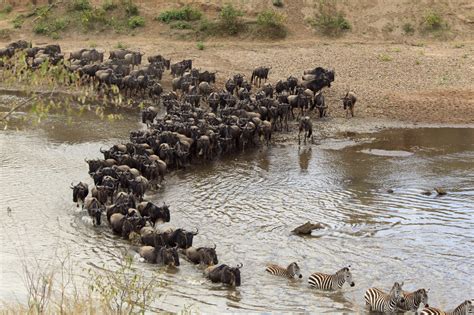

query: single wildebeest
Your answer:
[84,197,103,226]
[314,91,328,118]
[205,263,243,286]
[251,66,270,87]
[141,106,159,125]
[183,245,218,266]
[137,201,170,226]
[128,175,149,201]
[156,228,198,249]
[298,116,313,145]
[342,91,357,118]
[138,244,180,266]
[71,182,89,208]
[109,212,147,239]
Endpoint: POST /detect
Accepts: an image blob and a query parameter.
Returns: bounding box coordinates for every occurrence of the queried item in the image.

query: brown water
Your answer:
[1,100,473,313]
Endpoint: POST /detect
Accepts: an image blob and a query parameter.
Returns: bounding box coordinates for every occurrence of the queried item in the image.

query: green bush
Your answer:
[170,20,193,29]
[12,14,25,29]
[123,0,139,16]
[255,10,287,38]
[218,4,244,35]
[272,0,283,7]
[157,5,202,23]
[128,15,145,29]
[102,0,117,11]
[311,0,351,36]
[1,4,13,14]
[80,8,109,30]
[402,23,415,35]
[71,0,92,12]
[33,17,68,36]
[196,41,204,50]
[33,23,49,34]
[423,11,444,30]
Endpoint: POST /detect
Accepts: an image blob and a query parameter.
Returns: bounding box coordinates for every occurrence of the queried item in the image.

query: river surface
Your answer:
[1,100,473,313]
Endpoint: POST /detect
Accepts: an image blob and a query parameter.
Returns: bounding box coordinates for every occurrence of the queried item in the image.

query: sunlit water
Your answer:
[1,103,473,313]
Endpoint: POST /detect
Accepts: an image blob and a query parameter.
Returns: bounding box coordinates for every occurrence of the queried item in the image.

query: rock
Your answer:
[292,221,325,235]
[434,187,447,196]
[421,190,432,196]
[387,189,394,193]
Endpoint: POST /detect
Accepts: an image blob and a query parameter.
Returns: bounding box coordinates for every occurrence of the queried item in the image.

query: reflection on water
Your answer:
[1,111,473,313]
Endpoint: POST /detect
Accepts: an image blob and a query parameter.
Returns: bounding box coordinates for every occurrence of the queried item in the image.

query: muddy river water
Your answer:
[1,97,473,313]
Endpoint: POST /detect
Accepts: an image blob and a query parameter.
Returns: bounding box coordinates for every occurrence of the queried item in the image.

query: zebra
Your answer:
[265,262,302,279]
[364,281,405,313]
[308,266,355,291]
[418,300,473,315]
[397,288,429,312]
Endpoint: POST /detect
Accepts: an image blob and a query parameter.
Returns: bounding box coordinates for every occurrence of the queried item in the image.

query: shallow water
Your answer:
[1,107,473,313]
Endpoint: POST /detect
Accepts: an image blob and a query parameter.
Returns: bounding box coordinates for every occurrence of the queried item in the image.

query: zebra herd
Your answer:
[266,263,472,314]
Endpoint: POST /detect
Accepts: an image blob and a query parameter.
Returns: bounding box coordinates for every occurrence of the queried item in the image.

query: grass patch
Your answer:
[272,0,284,7]
[382,22,394,33]
[102,0,118,11]
[196,41,204,50]
[156,5,202,23]
[453,43,464,48]
[254,9,287,39]
[0,4,13,14]
[115,41,128,49]
[128,15,144,28]
[0,28,11,40]
[170,20,193,30]
[216,4,245,35]
[71,0,92,12]
[12,14,25,29]
[378,54,393,62]
[422,10,445,31]
[33,17,68,35]
[123,0,139,16]
[402,22,415,35]
[310,0,351,36]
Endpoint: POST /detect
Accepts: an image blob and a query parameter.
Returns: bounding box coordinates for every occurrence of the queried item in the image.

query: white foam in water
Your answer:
[81,216,94,226]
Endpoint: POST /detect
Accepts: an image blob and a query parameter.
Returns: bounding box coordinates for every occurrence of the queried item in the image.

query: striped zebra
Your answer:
[364,281,405,313]
[397,288,429,312]
[265,262,302,279]
[308,266,355,291]
[419,300,473,315]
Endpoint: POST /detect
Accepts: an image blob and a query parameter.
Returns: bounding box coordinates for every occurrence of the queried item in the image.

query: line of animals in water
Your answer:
[1,40,468,314]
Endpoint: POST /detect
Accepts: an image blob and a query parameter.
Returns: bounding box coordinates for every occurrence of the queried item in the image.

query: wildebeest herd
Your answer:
[2,39,471,314]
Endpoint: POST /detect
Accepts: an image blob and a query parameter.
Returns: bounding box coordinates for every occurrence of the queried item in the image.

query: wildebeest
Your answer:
[143,228,198,249]
[298,116,313,145]
[109,212,148,239]
[314,91,327,118]
[84,197,103,226]
[71,182,89,208]
[138,244,180,266]
[251,66,270,87]
[342,91,357,117]
[205,263,243,286]
[137,201,170,226]
[183,245,218,266]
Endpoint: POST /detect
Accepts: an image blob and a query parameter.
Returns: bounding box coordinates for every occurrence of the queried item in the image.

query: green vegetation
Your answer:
[0,28,11,40]
[102,0,118,11]
[33,17,68,36]
[423,10,444,30]
[378,53,393,62]
[156,5,202,23]
[170,20,193,30]
[71,0,93,12]
[402,23,415,35]
[310,0,351,36]
[0,4,13,14]
[382,22,394,33]
[115,41,128,49]
[272,0,284,7]
[255,10,287,39]
[128,15,145,29]
[196,41,205,50]
[12,14,25,29]
[217,4,245,35]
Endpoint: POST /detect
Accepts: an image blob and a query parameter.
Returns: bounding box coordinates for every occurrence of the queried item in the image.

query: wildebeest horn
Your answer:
[236,263,243,269]
[70,181,74,189]
[192,228,199,235]
[213,243,216,249]
[84,157,88,163]
[100,147,106,153]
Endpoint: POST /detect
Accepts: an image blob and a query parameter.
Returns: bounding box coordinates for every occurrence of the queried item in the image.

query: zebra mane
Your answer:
[453,300,471,313]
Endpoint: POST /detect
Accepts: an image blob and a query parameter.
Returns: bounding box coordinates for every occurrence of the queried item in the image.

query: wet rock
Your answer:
[421,190,432,196]
[387,189,394,193]
[435,187,447,196]
[292,221,325,235]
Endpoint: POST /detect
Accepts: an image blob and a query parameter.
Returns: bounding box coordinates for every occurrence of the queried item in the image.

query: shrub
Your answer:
[423,11,443,30]
[116,42,128,49]
[255,10,287,38]
[156,5,202,23]
[123,0,139,16]
[71,0,92,12]
[378,54,393,62]
[1,4,13,14]
[218,4,244,35]
[128,15,145,29]
[102,0,117,11]
[80,8,109,30]
[311,0,351,36]
[272,0,283,7]
[170,20,193,29]
[33,23,49,34]
[196,41,204,50]
[402,23,415,35]
[12,14,25,29]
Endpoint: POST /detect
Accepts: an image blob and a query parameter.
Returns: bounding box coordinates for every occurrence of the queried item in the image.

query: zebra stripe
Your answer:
[397,288,428,312]
[364,282,404,313]
[419,300,473,315]
[265,262,302,279]
[308,267,354,291]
